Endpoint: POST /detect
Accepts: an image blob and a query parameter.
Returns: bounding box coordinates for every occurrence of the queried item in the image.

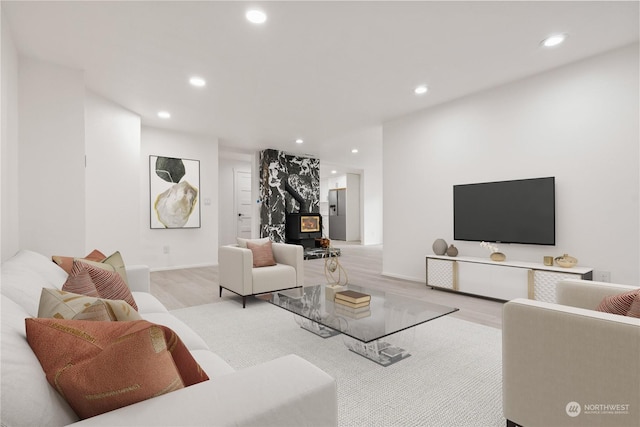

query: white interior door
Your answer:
[235,170,252,239]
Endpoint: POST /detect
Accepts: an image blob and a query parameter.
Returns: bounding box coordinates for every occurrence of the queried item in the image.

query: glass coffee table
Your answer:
[257,284,458,366]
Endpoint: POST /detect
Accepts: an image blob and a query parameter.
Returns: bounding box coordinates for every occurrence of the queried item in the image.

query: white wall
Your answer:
[360,127,383,246]
[383,44,640,285]
[2,48,222,270]
[218,152,252,245]
[346,173,361,241]
[140,126,219,269]
[320,125,383,245]
[1,11,20,260]
[17,56,86,257]
[85,92,142,262]
[361,165,383,246]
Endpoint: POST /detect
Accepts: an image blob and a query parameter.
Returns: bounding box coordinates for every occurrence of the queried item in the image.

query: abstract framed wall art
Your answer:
[150,155,201,229]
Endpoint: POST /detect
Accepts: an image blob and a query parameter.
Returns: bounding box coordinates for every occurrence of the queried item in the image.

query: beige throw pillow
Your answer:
[246,240,277,268]
[38,288,141,322]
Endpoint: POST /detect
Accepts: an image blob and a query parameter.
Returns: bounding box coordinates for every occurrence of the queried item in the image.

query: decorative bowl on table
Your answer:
[490,252,506,262]
[555,254,578,268]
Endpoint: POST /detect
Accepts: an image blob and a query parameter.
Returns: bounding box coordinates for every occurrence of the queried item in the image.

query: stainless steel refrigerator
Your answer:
[328,189,346,240]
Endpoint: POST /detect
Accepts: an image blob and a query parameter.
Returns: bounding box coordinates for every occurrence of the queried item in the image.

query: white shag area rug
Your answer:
[172,299,504,427]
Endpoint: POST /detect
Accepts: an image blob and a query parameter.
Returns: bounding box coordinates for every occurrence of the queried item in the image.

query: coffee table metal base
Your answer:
[343,336,411,366]
[295,315,341,338]
[295,315,415,366]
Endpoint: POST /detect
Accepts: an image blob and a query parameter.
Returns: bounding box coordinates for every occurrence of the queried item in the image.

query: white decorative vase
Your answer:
[432,239,448,255]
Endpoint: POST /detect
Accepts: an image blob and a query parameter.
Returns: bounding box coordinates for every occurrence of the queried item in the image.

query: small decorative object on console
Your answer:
[446,244,458,257]
[316,238,330,248]
[480,241,506,262]
[490,252,506,262]
[555,254,578,268]
[432,239,448,255]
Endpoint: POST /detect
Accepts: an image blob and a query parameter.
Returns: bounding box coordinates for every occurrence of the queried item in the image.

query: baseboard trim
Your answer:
[150,263,216,272]
[381,271,423,283]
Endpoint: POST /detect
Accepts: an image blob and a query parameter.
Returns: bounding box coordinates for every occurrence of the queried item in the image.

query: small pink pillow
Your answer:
[596,289,640,316]
[627,293,640,318]
[246,240,277,268]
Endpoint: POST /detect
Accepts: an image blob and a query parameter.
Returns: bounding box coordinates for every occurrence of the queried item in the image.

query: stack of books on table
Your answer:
[334,290,371,319]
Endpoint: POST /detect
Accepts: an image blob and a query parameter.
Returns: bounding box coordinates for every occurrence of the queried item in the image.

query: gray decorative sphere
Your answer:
[432,239,448,255]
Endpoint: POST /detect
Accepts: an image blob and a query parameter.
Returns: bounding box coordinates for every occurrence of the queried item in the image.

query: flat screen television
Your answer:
[453,177,555,245]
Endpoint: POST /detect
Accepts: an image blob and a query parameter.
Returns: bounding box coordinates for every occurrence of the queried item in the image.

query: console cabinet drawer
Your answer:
[426,258,458,290]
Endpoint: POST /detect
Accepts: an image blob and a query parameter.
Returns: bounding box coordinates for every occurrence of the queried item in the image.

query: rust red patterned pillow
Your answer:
[596,289,640,316]
[62,260,138,311]
[246,240,277,268]
[25,318,209,420]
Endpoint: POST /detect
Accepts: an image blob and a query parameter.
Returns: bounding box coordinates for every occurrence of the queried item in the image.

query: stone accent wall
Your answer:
[259,149,320,242]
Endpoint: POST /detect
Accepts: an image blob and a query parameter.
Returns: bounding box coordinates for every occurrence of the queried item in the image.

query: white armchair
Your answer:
[503,279,640,427]
[218,241,304,308]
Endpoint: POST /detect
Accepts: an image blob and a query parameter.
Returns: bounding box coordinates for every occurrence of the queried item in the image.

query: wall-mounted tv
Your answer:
[453,177,555,245]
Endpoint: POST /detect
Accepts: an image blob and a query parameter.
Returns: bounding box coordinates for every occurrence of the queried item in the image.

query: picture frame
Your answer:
[149,155,201,229]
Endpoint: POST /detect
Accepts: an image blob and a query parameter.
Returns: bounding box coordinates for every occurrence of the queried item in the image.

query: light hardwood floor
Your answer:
[150,242,504,329]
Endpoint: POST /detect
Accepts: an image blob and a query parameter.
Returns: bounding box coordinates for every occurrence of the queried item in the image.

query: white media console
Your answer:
[426,255,593,303]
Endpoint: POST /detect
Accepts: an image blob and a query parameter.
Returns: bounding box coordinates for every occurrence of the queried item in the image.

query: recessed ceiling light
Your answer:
[541,33,568,48]
[331,170,337,174]
[351,149,359,154]
[246,9,267,24]
[414,85,428,95]
[189,76,206,87]
[157,111,171,119]
[295,139,304,144]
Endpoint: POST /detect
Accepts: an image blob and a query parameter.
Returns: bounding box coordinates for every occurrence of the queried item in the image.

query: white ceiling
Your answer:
[3,1,639,176]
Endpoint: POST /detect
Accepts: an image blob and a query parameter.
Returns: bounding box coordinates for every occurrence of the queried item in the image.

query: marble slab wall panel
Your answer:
[259,149,320,242]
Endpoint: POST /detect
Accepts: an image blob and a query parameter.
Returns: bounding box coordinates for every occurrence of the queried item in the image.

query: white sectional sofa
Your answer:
[1,249,337,426]
[503,279,640,427]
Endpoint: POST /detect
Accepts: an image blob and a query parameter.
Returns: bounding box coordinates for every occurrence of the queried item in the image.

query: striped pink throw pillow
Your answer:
[246,240,277,268]
[62,261,100,298]
[62,260,138,311]
[627,293,640,318]
[596,289,640,317]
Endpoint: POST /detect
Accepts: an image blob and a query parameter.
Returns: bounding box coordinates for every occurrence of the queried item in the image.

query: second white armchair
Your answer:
[218,240,304,308]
